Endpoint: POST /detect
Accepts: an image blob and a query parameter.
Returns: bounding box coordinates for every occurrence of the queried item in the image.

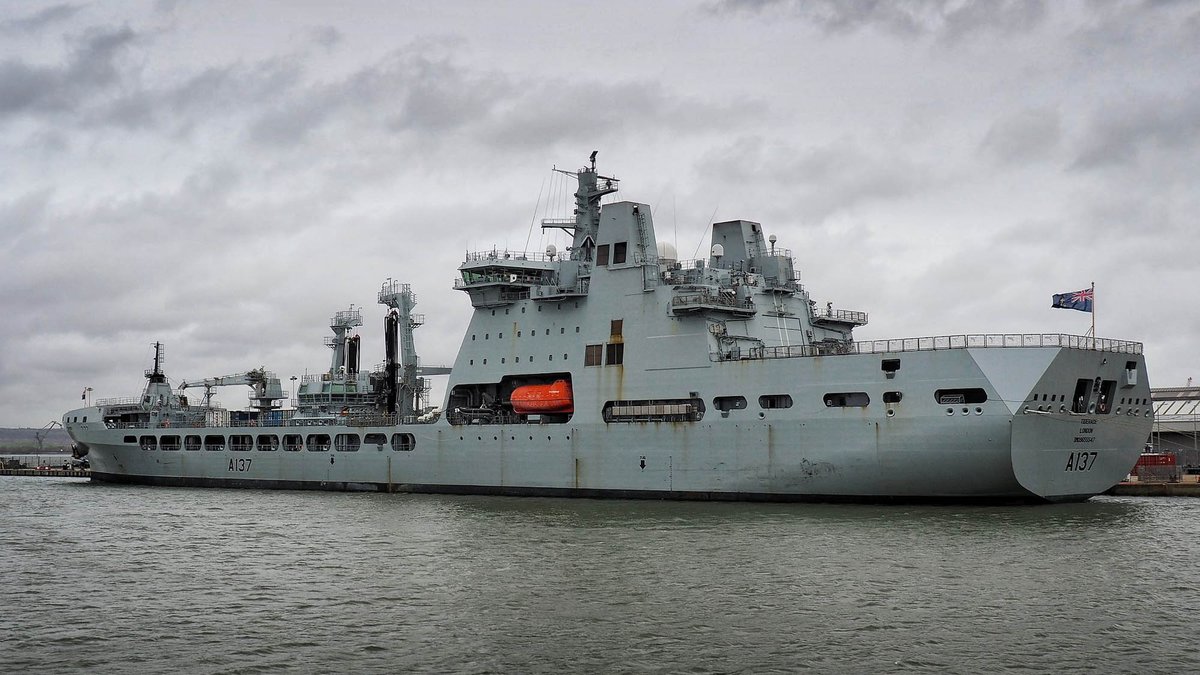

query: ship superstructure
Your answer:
[63,153,1154,502]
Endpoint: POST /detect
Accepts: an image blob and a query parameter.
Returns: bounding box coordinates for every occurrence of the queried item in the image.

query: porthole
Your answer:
[758,412,766,419]
[1060,405,1066,413]
[1115,407,1122,414]
[886,409,895,417]
[962,407,969,415]
[975,407,983,415]
[947,408,955,415]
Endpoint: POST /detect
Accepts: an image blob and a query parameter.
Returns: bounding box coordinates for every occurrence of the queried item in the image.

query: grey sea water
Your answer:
[1,477,1198,674]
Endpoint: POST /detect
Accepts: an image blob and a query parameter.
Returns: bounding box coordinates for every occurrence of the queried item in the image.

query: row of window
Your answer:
[489,301,580,317]
[472,326,580,340]
[128,433,416,452]
[470,354,571,366]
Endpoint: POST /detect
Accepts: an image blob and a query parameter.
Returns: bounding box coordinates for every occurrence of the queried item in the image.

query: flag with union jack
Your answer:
[1052,287,1093,313]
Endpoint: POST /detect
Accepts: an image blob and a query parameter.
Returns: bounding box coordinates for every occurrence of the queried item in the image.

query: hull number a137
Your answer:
[229,458,252,472]
[1065,451,1097,472]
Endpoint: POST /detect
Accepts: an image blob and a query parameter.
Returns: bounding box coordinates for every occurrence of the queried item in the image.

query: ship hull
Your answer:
[65,346,1152,503]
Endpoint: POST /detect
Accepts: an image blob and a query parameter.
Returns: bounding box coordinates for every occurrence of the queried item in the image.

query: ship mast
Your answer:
[543,150,619,263]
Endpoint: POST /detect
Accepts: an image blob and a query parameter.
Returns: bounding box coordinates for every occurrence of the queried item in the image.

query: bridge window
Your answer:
[824,392,871,407]
[185,435,201,451]
[934,389,986,405]
[597,244,610,266]
[160,435,181,451]
[283,434,303,452]
[758,394,793,409]
[204,435,225,451]
[611,319,623,337]
[585,344,603,366]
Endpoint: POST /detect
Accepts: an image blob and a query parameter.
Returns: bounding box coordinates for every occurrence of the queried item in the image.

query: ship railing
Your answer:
[671,290,755,311]
[463,250,556,263]
[95,396,143,407]
[714,333,1143,362]
[812,308,869,325]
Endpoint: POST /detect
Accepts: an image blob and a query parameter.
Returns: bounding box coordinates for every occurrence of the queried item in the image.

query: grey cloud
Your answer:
[0,3,84,33]
[0,189,53,253]
[709,0,1046,40]
[0,24,135,117]
[309,25,342,48]
[700,135,927,223]
[980,108,1061,164]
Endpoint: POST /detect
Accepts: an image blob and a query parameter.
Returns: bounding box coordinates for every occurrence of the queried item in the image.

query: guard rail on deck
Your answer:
[103,410,438,430]
[463,250,555,263]
[716,333,1143,362]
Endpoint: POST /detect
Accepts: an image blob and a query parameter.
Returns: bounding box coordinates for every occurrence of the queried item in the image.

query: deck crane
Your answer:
[179,368,286,411]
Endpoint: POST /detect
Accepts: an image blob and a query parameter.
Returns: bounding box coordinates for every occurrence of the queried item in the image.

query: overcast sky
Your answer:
[1,0,1196,426]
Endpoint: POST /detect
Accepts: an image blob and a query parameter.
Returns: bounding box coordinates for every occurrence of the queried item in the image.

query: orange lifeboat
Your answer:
[511,379,574,414]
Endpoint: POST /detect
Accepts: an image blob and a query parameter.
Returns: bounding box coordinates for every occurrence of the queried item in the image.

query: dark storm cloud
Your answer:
[709,0,1046,39]
[1071,92,1200,170]
[0,24,135,117]
[979,108,1061,164]
[242,45,742,152]
[0,3,84,33]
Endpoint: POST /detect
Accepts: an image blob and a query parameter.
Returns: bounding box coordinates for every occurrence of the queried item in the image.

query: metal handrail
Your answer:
[716,332,1143,362]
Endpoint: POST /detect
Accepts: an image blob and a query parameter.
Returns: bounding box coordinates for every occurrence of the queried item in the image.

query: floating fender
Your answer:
[511,380,574,414]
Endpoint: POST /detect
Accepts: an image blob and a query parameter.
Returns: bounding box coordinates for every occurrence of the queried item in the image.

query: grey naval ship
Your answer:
[63,153,1154,502]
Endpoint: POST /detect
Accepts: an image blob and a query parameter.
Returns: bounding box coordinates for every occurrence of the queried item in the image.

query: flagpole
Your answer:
[1091,281,1095,339]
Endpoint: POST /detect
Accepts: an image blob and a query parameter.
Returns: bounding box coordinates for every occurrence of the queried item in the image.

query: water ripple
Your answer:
[2,479,1197,673]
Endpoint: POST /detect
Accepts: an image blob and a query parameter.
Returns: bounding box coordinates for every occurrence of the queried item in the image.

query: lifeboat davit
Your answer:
[511,379,574,414]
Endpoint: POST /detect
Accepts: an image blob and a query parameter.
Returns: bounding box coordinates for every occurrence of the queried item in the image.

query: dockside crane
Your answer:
[35,420,63,452]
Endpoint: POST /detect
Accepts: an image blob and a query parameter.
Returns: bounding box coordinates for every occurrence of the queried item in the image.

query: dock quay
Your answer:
[0,468,90,478]
[1106,481,1200,497]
